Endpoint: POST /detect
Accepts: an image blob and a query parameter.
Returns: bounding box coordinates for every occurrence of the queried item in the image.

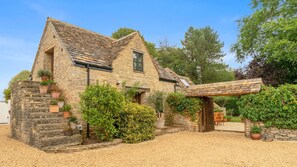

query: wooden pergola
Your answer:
[184,78,263,132]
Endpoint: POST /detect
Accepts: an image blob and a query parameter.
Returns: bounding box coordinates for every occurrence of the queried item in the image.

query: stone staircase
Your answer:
[10,81,81,150]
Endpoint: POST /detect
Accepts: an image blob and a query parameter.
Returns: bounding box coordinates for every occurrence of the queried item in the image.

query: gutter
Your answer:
[74,61,112,72]
[159,77,177,83]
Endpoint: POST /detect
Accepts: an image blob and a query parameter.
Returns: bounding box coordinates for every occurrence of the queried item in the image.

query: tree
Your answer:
[3,70,30,102]
[231,0,297,85]
[112,28,158,57]
[181,26,234,84]
[156,40,187,76]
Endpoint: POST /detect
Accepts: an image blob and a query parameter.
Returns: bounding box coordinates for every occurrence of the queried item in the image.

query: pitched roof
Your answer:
[48,18,176,82]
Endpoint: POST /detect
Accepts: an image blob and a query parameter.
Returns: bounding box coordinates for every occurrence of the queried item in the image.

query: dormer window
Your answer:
[133,51,143,72]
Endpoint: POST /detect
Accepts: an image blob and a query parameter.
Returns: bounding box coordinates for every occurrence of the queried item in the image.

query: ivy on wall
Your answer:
[238,84,297,129]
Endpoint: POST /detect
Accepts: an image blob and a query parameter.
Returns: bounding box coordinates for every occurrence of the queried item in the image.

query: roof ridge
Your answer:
[47,17,116,41]
[113,31,138,43]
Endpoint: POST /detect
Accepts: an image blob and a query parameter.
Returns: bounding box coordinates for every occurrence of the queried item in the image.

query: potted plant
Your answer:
[49,99,59,113]
[38,69,51,81]
[57,96,65,108]
[63,104,72,118]
[148,91,166,129]
[250,125,262,140]
[63,128,73,136]
[68,115,78,130]
[50,84,61,99]
[39,80,50,94]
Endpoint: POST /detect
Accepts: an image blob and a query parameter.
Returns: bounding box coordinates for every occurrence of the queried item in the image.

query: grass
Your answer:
[230,117,242,122]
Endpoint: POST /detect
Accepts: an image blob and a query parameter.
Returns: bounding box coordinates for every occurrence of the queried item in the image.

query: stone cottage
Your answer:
[31,17,190,118]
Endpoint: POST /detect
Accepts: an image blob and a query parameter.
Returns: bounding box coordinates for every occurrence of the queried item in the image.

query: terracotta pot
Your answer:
[50,105,59,113]
[250,133,261,140]
[39,85,48,94]
[58,101,65,108]
[155,119,165,129]
[41,76,49,81]
[63,111,71,118]
[51,91,61,99]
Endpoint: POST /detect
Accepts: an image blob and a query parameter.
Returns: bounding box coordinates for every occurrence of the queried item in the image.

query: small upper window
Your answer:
[133,51,143,71]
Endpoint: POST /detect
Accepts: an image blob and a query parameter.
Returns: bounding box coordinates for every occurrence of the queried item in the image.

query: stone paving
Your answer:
[215,122,244,133]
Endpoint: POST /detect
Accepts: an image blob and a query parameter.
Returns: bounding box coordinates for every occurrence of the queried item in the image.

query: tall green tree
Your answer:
[181,26,234,84]
[231,0,297,85]
[112,28,158,57]
[3,70,30,102]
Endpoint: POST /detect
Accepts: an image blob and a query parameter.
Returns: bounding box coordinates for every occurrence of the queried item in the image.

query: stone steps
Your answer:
[32,117,66,125]
[25,108,50,113]
[36,123,68,131]
[37,129,65,138]
[29,112,63,119]
[35,134,82,148]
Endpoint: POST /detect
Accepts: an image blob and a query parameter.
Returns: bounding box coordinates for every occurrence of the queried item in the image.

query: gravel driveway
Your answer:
[1,125,297,167]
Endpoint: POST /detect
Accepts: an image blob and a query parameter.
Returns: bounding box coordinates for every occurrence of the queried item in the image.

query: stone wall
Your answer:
[10,81,50,145]
[245,119,297,141]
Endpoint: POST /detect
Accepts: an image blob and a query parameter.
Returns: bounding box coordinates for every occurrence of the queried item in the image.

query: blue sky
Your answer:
[0,0,252,100]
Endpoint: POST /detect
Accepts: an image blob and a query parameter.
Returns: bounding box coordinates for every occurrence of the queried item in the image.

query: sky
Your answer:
[0,0,252,100]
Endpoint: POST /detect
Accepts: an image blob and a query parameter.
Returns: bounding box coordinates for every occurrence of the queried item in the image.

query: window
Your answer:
[133,51,143,71]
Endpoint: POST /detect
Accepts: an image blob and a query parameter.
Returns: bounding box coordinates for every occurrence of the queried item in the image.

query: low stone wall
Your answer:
[172,113,199,132]
[263,128,297,141]
[245,119,297,141]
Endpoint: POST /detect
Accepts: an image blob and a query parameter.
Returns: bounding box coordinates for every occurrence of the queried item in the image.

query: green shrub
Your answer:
[68,115,78,123]
[80,83,125,141]
[37,69,51,77]
[50,99,58,105]
[166,92,202,121]
[238,84,297,129]
[214,96,240,116]
[117,102,156,143]
[63,104,72,111]
[250,125,262,134]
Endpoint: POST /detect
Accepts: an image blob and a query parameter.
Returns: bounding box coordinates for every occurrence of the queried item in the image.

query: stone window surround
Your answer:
[132,50,144,72]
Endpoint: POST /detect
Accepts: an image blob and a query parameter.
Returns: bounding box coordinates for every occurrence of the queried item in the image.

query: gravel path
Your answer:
[1,125,297,167]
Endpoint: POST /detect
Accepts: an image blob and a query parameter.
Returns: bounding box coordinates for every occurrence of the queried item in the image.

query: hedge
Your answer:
[238,84,297,129]
[117,102,156,143]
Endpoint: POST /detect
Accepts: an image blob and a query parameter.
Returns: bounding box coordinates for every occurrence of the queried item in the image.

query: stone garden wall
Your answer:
[245,119,297,141]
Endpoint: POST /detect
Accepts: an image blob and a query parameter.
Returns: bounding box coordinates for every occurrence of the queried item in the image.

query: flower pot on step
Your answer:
[41,76,49,81]
[155,119,165,129]
[51,91,61,99]
[63,111,71,118]
[50,105,59,113]
[39,85,48,94]
[58,101,65,108]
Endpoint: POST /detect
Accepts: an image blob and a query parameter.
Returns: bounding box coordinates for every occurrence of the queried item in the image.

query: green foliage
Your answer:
[147,91,166,114]
[63,104,72,111]
[238,84,297,129]
[121,82,140,102]
[50,99,58,105]
[232,0,297,85]
[214,96,240,116]
[181,26,234,84]
[80,83,125,141]
[3,70,30,102]
[117,102,156,143]
[68,115,78,123]
[37,69,51,77]
[166,92,202,121]
[250,125,262,134]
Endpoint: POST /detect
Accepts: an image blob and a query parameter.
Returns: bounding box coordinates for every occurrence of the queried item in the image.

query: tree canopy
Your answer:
[3,70,30,102]
[232,0,297,85]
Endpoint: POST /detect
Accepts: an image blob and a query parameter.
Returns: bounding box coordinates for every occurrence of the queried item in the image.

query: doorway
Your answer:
[44,48,54,79]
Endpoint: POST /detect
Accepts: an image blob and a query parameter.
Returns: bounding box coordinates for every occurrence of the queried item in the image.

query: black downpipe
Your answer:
[86,65,90,139]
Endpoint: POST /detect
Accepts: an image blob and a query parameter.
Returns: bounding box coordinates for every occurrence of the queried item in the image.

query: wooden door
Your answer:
[200,97,214,132]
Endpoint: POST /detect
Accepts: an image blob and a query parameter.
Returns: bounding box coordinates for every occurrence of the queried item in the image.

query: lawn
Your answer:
[230,116,242,122]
